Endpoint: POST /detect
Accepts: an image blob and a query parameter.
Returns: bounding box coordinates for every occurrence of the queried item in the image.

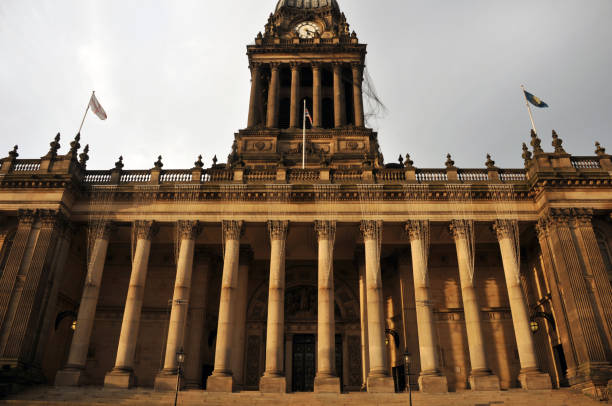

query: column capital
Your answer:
[492,219,516,241]
[350,62,365,70]
[449,219,472,240]
[404,220,429,242]
[249,62,262,71]
[332,61,344,71]
[310,62,322,70]
[315,220,336,241]
[268,220,289,241]
[134,220,159,241]
[89,222,116,241]
[222,220,243,241]
[289,62,301,70]
[269,62,281,70]
[360,220,382,241]
[17,209,36,225]
[177,220,202,241]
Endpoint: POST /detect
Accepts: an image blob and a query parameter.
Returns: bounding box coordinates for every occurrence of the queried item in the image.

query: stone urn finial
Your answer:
[595,142,606,156]
[530,129,543,153]
[8,145,18,159]
[79,145,90,166]
[485,154,496,169]
[445,153,455,168]
[522,143,532,165]
[194,155,204,169]
[115,156,124,170]
[154,155,163,169]
[551,130,566,153]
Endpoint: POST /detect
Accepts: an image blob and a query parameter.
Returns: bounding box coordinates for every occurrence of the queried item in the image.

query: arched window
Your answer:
[0,231,15,277]
[278,98,291,129]
[594,229,612,284]
[322,98,334,129]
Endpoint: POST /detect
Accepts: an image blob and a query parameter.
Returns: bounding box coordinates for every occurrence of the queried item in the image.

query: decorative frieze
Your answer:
[268,220,289,241]
[315,220,336,241]
[222,220,243,241]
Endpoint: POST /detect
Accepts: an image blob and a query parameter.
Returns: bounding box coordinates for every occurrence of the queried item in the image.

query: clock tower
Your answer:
[230,0,382,170]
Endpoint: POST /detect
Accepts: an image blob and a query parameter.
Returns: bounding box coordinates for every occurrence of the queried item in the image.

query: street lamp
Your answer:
[530,320,539,334]
[403,352,412,406]
[174,348,185,406]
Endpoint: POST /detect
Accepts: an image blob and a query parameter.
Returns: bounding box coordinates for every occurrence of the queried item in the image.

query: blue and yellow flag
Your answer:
[524,90,549,108]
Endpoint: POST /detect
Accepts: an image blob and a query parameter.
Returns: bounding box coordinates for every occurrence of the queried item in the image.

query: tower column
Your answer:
[450,220,500,391]
[289,62,301,128]
[247,62,262,128]
[207,220,243,393]
[266,63,280,128]
[314,220,341,393]
[231,246,252,388]
[260,221,289,393]
[333,62,346,128]
[405,220,448,393]
[356,249,370,389]
[493,220,551,390]
[55,223,114,386]
[105,221,158,389]
[360,220,395,393]
[312,63,322,128]
[351,63,365,127]
[154,221,202,391]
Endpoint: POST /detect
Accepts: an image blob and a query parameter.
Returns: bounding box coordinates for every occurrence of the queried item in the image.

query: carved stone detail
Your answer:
[449,219,472,239]
[404,220,429,242]
[222,220,243,241]
[177,220,202,241]
[17,209,36,225]
[134,220,159,241]
[314,220,336,241]
[268,220,289,241]
[89,222,115,241]
[492,219,516,241]
[360,220,382,241]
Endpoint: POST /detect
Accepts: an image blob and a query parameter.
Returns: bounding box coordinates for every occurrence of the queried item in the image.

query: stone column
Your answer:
[207,220,243,393]
[55,223,113,386]
[104,221,158,389]
[231,246,252,388]
[312,63,322,128]
[183,253,211,389]
[405,220,448,393]
[493,220,551,390]
[155,221,202,391]
[351,63,365,127]
[313,220,341,393]
[356,249,370,389]
[260,221,289,393]
[289,63,301,128]
[247,62,262,128]
[266,63,280,128]
[333,62,346,128]
[450,220,500,391]
[361,220,395,393]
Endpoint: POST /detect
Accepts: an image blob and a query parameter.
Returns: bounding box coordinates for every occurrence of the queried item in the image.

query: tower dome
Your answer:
[275,0,340,12]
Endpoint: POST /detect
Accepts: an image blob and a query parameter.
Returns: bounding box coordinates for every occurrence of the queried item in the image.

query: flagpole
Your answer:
[78,91,94,134]
[521,85,538,135]
[302,99,306,169]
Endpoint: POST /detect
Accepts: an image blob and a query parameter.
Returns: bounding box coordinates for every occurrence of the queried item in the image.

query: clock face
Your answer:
[295,21,321,39]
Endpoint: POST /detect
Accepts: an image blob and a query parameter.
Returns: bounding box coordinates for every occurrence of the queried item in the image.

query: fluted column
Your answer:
[313,220,341,393]
[405,220,448,393]
[207,220,243,393]
[183,253,211,389]
[266,63,280,128]
[312,63,322,128]
[356,249,370,389]
[260,221,289,393]
[56,223,113,386]
[450,220,500,390]
[351,63,365,127]
[231,246,252,387]
[494,220,551,390]
[105,221,158,389]
[289,63,301,128]
[333,63,346,128]
[247,62,262,128]
[154,221,202,391]
[361,220,395,393]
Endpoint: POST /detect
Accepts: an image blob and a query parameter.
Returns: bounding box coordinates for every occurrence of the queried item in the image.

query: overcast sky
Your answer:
[1,0,611,170]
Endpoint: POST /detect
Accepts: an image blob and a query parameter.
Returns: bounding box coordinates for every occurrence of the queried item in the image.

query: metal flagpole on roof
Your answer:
[302,99,306,169]
[78,91,94,134]
[521,85,538,135]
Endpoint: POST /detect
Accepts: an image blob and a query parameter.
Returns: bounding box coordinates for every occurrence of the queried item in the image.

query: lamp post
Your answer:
[403,352,412,406]
[174,348,185,406]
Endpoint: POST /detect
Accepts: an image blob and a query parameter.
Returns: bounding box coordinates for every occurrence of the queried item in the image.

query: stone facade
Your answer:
[0,0,611,402]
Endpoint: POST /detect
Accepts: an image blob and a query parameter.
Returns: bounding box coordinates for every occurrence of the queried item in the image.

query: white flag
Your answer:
[89,92,107,120]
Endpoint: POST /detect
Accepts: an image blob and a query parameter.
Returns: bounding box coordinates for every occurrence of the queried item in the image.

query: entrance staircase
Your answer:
[0,386,607,406]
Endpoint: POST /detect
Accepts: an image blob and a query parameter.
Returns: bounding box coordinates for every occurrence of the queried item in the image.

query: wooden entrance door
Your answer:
[292,334,316,392]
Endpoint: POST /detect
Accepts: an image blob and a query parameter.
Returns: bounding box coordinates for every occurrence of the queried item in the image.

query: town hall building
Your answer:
[0,0,610,403]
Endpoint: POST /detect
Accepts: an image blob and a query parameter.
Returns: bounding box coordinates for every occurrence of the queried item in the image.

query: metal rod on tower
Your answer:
[521,85,538,135]
[302,99,306,169]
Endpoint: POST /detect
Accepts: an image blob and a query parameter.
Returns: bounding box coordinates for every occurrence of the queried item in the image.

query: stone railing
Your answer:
[288,169,319,183]
[121,170,151,183]
[83,170,112,184]
[571,157,601,170]
[377,168,406,182]
[160,170,191,183]
[416,169,448,182]
[332,169,362,183]
[12,160,41,172]
[204,168,233,183]
[244,169,277,183]
[499,169,527,182]
[458,169,489,182]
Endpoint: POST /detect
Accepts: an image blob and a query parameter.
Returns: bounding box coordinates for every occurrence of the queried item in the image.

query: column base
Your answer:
[154,372,180,391]
[567,361,611,400]
[314,375,341,393]
[54,368,86,387]
[418,374,448,393]
[366,374,395,393]
[469,373,500,391]
[259,375,287,393]
[518,369,552,390]
[206,374,234,393]
[104,369,135,389]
